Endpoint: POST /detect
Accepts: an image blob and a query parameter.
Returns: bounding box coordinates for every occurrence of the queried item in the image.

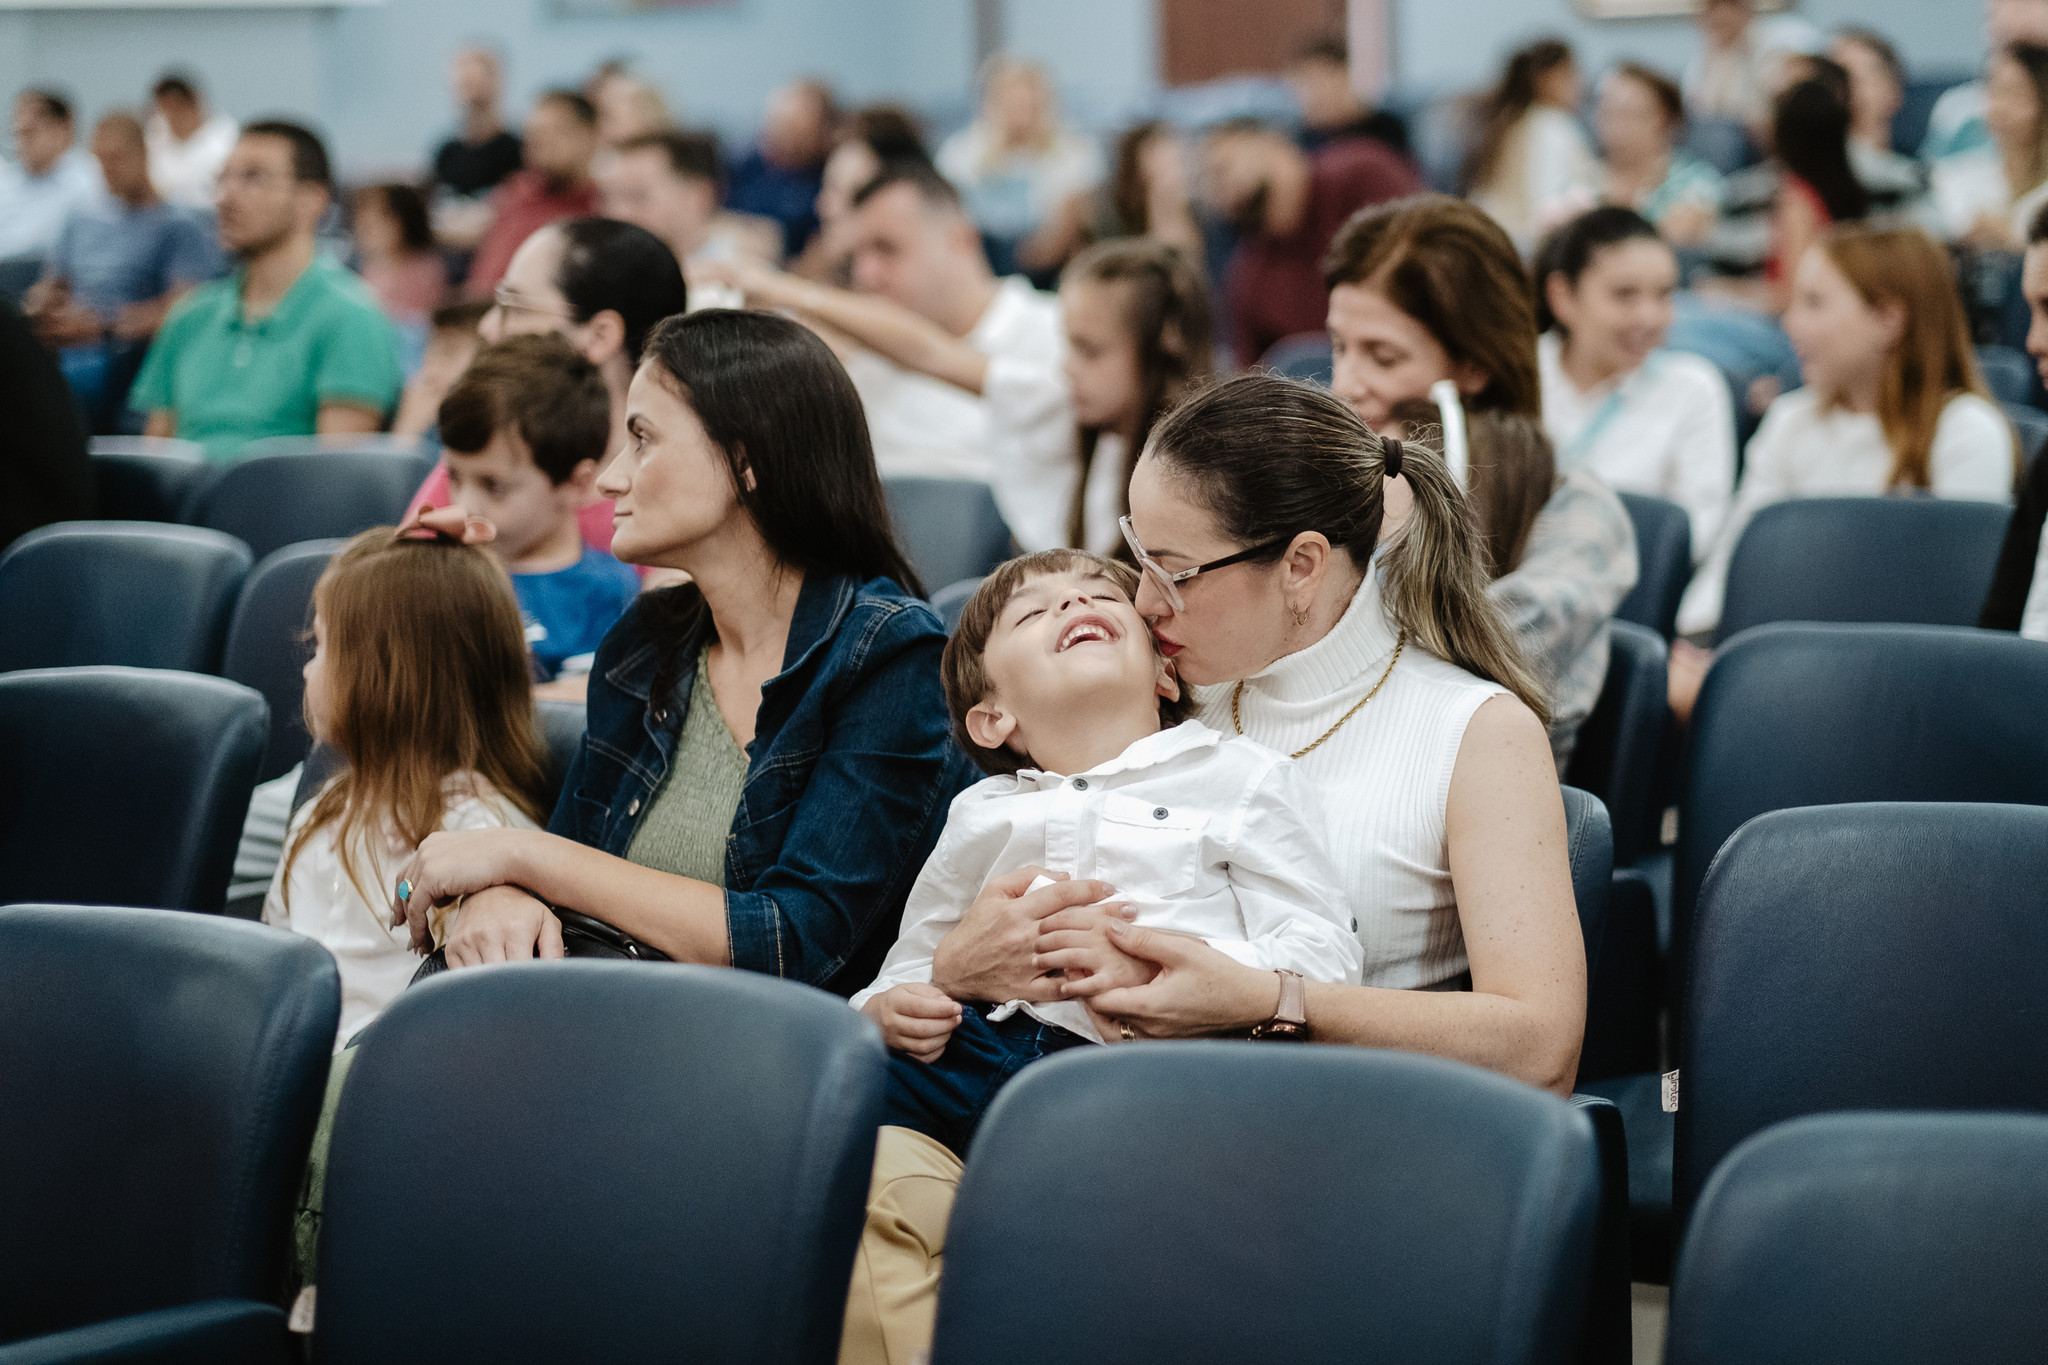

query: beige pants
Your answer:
[838,1126,965,1365]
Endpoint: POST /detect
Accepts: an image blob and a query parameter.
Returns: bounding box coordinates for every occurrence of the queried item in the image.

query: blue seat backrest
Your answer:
[1259,332,1334,385]
[1564,621,1668,866]
[1977,345,2034,406]
[315,962,884,1363]
[1614,494,1691,639]
[1677,803,2048,1230]
[2002,400,2048,470]
[930,576,984,634]
[0,667,267,912]
[220,539,343,782]
[1561,785,1613,976]
[1675,624,2048,1008]
[534,698,586,814]
[91,451,212,522]
[0,904,337,1344]
[186,452,436,561]
[1669,1111,2048,1365]
[1717,496,2010,643]
[0,521,252,675]
[882,477,1015,592]
[932,1044,1599,1365]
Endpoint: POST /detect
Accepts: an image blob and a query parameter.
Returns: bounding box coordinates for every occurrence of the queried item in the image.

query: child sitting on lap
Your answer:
[438,333,639,690]
[264,512,551,1045]
[850,550,1363,1155]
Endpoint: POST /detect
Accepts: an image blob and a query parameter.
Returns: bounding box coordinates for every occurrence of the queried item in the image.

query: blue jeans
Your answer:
[882,1004,1091,1156]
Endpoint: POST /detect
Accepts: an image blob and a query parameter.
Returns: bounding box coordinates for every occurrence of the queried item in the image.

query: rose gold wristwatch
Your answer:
[1249,969,1310,1041]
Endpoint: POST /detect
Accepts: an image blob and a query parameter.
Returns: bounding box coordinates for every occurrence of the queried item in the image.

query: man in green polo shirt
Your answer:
[133,120,402,461]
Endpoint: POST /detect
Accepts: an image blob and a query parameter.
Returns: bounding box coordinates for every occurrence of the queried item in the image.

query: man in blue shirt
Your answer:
[725,79,834,257]
[0,90,102,291]
[25,111,220,427]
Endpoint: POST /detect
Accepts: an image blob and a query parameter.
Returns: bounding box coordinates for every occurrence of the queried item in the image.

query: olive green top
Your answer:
[623,646,749,887]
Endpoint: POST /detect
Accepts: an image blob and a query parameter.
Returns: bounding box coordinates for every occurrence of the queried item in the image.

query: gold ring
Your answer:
[1119,1022,1135,1042]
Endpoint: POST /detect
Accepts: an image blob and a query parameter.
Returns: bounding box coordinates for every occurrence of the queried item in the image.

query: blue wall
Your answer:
[0,0,1984,181]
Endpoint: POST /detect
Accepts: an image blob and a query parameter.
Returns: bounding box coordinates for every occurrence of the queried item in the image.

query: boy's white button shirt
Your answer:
[850,720,1364,1041]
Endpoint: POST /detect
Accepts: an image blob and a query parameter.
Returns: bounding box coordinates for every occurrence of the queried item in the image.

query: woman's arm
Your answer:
[714,262,991,395]
[1064,697,1587,1097]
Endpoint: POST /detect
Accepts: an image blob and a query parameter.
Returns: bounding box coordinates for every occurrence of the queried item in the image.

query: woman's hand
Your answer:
[391,828,534,951]
[1065,923,1280,1040]
[443,885,565,968]
[929,867,1130,1004]
[860,984,963,1063]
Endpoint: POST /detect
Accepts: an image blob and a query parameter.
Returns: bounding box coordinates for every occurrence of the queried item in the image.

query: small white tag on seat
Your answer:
[1661,1069,1681,1113]
[288,1286,316,1334]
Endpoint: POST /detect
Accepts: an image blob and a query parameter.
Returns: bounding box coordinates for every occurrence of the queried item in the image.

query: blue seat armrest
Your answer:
[0,1301,294,1365]
[1568,1093,1633,1365]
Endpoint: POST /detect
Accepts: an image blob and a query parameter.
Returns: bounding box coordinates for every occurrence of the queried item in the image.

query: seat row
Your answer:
[1,883,2041,1365]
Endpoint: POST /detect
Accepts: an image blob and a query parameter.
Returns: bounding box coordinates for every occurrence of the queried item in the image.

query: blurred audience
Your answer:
[464,89,602,296]
[1202,118,1419,368]
[432,47,522,200]
[936,57,1103,251]
[1931,41,2048,249]
[131,121,402,459]
[391,296,488,438]
[1462,39,1599,253]
[1595,62,1723,247]
[1830,29,1934,226]
[726,78,836,257]
[1686,0,1773,127]
[352,183,447,327]
[1761,78,1871,309]
[1923,0,2048,161]
[600,129,780,271]
[1536,207,1736,555]
[146,73,237,211]
[593,73,671,150]
[1678,227,2018,650]
[792,103,928,284]
[1982,201,2048,637]
[1286,33,1410,159]
[0,91,101,273]
[406,217,688,551]
[1015,121,1204,278]
[25,111,219,429]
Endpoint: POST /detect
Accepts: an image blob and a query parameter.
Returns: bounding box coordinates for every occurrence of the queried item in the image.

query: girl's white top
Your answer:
[263,772,540,1047]
[1193,572,1508,989]
[1677,387,2016,635]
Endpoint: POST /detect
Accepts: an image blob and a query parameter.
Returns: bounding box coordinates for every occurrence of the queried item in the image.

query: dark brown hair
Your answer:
[1061,238,1214,548]
[438,333,612,485]
[942,550,1192,776]
[1462,38,1575,195]
[1324,194,1542,417]
[1610,61,1684,128]
[617,127,722,184]
[355,182,435,254]
[1774,78,1869,222]
[1145,375,1549,723]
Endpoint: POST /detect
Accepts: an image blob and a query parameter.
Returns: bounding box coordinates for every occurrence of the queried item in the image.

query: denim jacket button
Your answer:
[627,798,641,817]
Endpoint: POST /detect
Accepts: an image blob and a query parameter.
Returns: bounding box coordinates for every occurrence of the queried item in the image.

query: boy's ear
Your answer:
[964,700,1019,754]
[1153,653,1182,704]
[564,457,602,495]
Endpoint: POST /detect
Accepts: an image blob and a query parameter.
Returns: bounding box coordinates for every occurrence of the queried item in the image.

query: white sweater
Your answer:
[1193,573,1507,989]
[1539,333,1737,558]
[1678,388,2017,635]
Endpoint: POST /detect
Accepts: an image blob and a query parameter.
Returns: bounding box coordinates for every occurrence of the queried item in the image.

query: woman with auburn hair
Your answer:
[1319,193,1638,769]
[1672,226,2019,706]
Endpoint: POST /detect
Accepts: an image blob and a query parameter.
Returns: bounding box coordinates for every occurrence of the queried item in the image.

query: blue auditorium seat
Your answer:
[1564,620,1668,868]
[0,904,337,1363]
[185,451,436,561]
[1258,332,1334,386]
[2002,399,2048,469]
[314,962,884,1363]
[220,540,342,782]
[1613,493,1692,640]
[0,667,267,912]
[0,521,251,674]
[88,436,210,523]
[882,478,1014,593]
[930,576,984,634]
[1716,496,2010,643]
[534,697,587,813]
[1668,1111,2048,1365]
[931,1045,1600,1365]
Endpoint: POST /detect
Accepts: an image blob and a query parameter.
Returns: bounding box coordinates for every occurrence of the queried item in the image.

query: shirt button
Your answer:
[627,798,641,816]
[1072,778,1089,790]
[1153,807,1169,820]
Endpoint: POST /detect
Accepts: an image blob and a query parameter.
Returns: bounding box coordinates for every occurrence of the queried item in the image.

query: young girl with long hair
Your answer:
[1462,38,1600,251]
[264,511,549,1045]
[1672,225,2020,709]
[703,235,1213,558]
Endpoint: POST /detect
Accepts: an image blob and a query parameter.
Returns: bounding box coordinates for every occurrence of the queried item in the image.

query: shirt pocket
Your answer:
[1093,794,1208,899]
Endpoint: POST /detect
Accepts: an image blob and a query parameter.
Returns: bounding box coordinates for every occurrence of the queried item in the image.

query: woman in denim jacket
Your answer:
[391,309,972,994]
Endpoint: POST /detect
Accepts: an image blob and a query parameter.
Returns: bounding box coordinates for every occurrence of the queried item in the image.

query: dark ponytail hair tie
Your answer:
[1382,437,1403,481]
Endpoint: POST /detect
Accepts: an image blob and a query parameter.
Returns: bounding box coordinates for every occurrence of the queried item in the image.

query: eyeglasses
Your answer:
[1118,515,1293,613]
[490,284,578,323]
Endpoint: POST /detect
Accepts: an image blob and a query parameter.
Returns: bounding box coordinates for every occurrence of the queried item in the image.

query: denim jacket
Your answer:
[549,572,975,996]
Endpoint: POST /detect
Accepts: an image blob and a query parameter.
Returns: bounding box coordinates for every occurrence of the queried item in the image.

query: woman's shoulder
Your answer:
[842,576,948,648]
[1653,348,1733,405]
[1931,392,2020,498]
[1936,390,2007,435]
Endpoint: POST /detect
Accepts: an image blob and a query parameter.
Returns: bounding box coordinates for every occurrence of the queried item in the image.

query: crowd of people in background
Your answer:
[8,2,2048,1357]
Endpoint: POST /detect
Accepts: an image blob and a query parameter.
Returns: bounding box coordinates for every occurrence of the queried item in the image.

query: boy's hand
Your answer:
[862,984,963,1063]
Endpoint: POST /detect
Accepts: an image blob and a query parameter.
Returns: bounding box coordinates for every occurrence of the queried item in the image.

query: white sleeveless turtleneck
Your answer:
[1191,574,1506,989]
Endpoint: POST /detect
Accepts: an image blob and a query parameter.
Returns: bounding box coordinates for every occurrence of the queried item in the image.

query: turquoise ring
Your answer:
[397,879,413,903]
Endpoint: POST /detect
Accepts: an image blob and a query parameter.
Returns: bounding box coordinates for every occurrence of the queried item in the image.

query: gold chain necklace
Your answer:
[1232,633,1406,760]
